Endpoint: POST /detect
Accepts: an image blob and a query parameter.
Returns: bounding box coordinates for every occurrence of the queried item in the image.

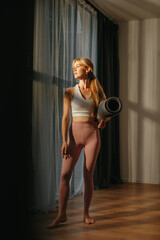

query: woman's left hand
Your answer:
[98,119,106,129]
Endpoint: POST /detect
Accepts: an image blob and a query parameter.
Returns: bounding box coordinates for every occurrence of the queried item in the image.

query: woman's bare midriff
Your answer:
[72,116,95,122]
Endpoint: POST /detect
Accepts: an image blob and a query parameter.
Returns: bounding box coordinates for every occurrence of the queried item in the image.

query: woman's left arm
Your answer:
[97,86,111,129]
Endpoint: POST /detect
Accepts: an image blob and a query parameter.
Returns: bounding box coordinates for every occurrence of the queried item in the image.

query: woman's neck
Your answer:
[78,79,90,89]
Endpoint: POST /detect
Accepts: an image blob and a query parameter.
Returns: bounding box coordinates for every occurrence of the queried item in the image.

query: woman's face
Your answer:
[73,61,89,79]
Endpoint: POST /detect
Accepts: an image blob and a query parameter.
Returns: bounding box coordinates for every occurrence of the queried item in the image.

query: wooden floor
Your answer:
[30,183,160,240]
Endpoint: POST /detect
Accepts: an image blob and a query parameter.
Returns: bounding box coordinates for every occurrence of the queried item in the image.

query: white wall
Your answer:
[119,18,160,184]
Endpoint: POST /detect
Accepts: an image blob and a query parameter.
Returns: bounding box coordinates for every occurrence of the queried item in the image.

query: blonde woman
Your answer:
[47,58,111,228]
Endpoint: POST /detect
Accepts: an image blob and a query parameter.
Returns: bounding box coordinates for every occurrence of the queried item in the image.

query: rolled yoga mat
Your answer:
[97,97,122,121]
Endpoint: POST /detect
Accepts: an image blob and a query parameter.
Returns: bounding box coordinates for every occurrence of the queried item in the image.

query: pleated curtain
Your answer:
[32,0,97,212]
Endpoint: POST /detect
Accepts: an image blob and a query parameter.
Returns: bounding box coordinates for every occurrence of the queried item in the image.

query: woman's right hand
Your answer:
[61,142,71,159]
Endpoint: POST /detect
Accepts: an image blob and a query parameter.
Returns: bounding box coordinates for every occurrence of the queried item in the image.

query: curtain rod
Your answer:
[86,0,118,24]
[78,0,97,14]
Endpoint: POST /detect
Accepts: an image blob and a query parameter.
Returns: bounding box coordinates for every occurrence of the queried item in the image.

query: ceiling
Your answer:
[88,0,160,22]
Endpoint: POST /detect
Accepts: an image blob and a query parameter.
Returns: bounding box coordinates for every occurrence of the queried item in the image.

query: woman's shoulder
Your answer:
[64,86,76,99]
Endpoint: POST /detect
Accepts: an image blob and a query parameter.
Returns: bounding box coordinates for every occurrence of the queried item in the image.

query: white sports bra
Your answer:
[71,84,93,117]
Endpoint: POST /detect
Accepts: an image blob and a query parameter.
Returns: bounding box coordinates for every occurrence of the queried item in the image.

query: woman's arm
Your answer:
[61,88,72,158]
[98,117,111,129]
[97,92,111,129]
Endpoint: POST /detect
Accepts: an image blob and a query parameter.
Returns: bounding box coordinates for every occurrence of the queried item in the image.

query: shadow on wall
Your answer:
[119,18,160,184]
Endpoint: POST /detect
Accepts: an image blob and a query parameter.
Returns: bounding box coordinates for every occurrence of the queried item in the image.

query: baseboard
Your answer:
[121,178,160,184]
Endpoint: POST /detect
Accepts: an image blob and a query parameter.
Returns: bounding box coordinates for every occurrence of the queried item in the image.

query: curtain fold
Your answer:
[94,12,122,188]
[32,0,97,212]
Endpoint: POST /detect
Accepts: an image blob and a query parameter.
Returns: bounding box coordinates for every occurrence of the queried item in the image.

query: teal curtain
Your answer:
[32,0,98,212]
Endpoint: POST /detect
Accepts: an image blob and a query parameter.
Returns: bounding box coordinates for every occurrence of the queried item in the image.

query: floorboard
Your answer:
[30,183,160,240]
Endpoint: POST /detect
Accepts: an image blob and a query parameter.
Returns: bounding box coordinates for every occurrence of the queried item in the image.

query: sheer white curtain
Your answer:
[32,0,97,212]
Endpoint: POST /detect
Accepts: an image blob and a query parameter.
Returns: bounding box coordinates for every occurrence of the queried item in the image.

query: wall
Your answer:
[119,18,160,184]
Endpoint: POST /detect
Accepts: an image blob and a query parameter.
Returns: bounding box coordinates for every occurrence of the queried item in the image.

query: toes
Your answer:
[84,218,95,224]
[46,216,67,229]
[89,218,95,224]
[85,218,90,224]
[90,218,95,224]
[46,223,56,229]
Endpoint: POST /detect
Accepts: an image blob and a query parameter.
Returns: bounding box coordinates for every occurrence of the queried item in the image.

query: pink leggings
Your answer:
[59,121,100,213]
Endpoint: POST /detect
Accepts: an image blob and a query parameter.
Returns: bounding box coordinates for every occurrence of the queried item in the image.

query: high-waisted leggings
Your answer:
[59,121,101,213]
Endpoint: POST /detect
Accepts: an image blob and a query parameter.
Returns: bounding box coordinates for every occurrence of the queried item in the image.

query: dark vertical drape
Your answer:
[94,11,122,188]
[1,1,34,239]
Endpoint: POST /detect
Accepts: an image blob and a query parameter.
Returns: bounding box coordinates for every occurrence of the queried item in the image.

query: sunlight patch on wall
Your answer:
[142,19,160,113]
[128,109,138,182]
[127,21,139,103]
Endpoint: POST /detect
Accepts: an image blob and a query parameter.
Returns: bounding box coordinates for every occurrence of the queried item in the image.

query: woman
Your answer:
[47,58,111,228]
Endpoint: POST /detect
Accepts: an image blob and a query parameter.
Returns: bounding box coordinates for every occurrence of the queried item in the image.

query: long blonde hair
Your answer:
[72,57,106,118]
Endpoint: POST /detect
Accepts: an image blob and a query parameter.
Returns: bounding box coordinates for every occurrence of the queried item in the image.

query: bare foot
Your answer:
[46,214,67,229]
[83,214,95,224]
